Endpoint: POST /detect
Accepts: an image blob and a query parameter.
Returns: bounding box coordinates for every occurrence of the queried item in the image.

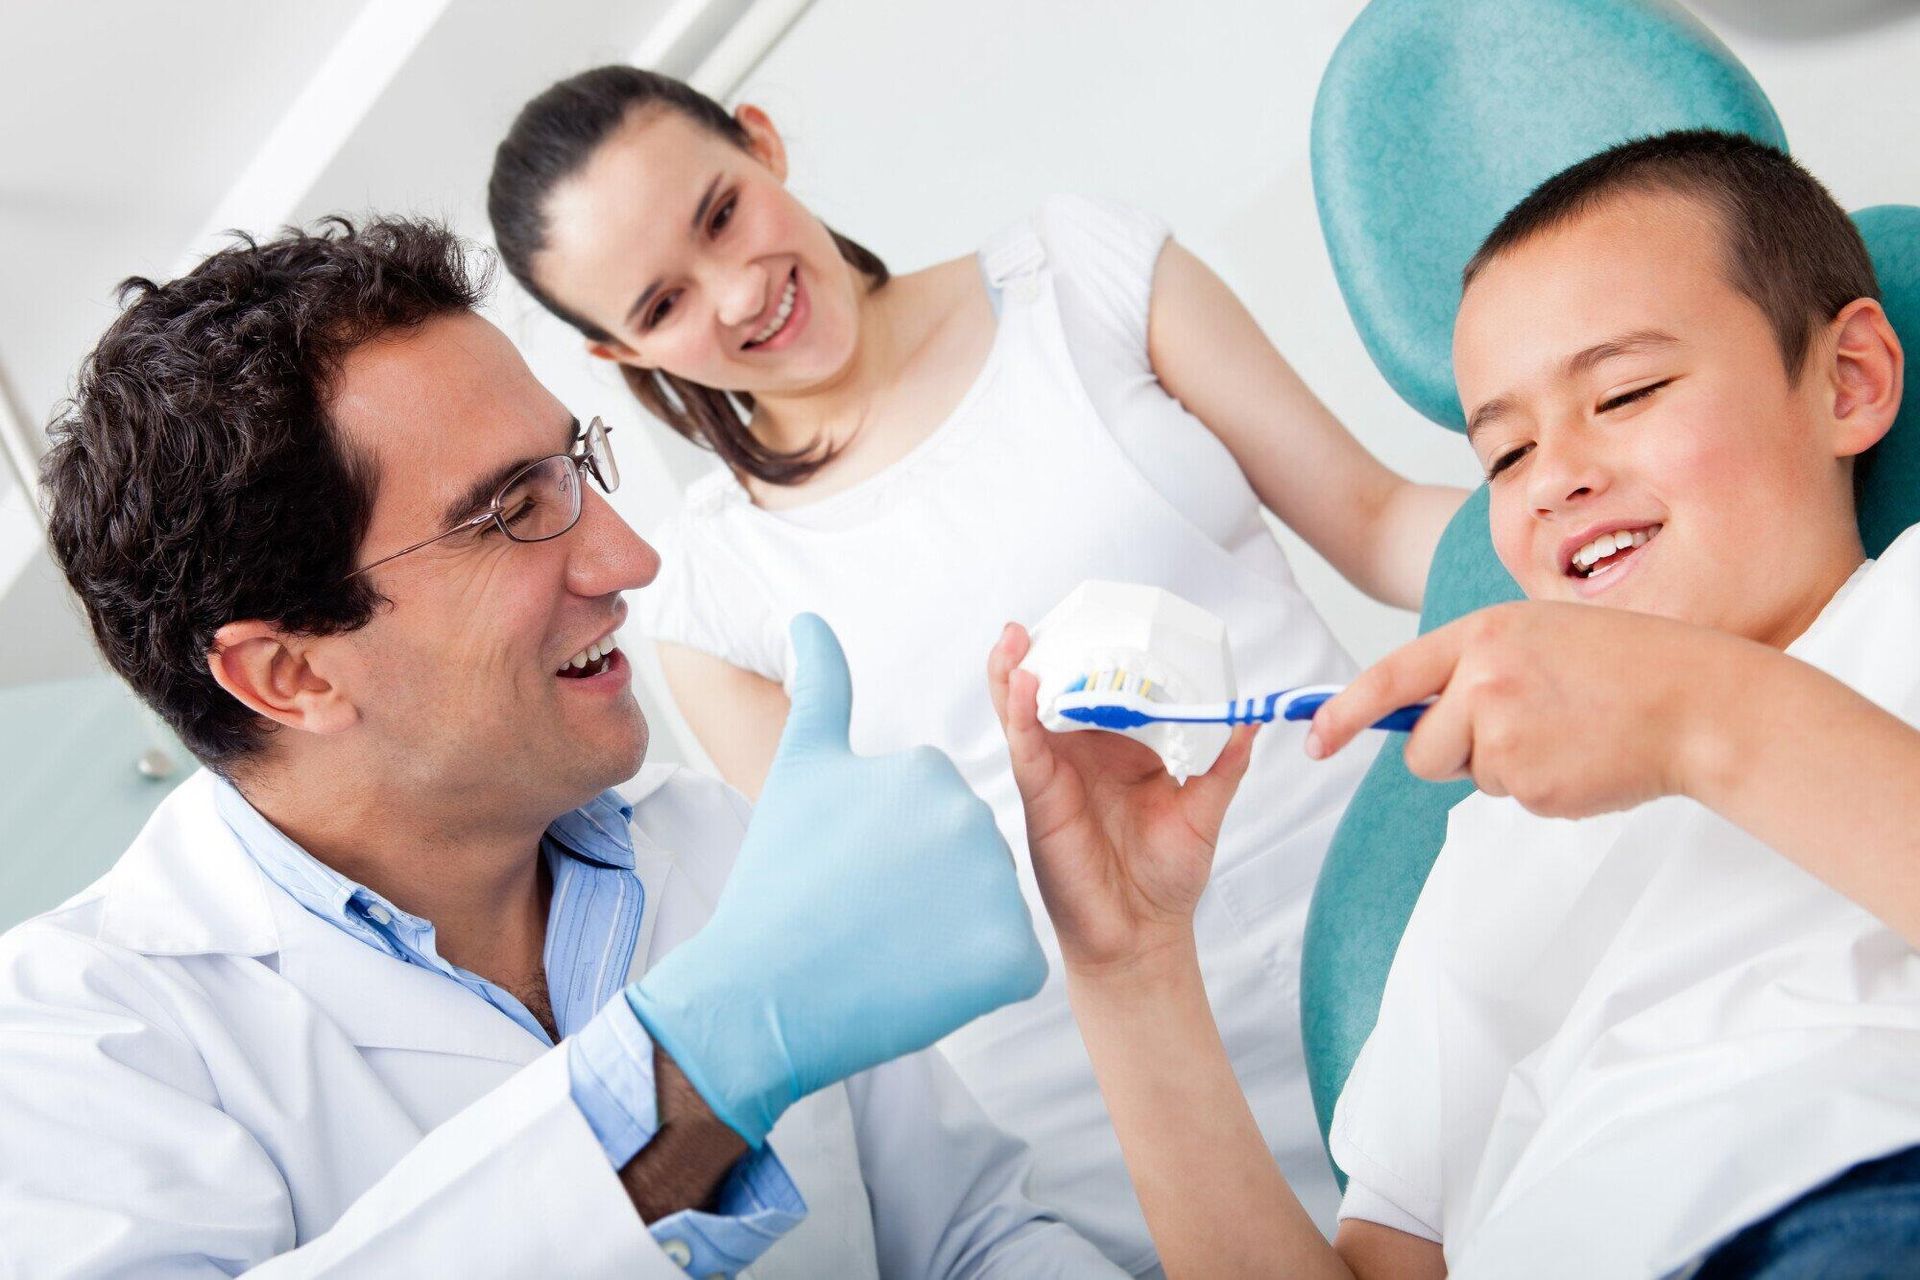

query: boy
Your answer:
[986,129,1920,1277]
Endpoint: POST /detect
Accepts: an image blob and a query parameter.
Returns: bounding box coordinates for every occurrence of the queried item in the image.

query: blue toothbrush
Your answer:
[1052,675,1428,733]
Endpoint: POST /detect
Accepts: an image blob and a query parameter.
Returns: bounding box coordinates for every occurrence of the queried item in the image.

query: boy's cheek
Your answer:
[1487,505,1547,598]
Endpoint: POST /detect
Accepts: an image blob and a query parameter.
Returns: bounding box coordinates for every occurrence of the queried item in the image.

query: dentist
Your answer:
[0,217,1118,1278]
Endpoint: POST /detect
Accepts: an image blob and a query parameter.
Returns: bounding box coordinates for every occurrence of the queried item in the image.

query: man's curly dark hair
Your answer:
[41,215,490,770]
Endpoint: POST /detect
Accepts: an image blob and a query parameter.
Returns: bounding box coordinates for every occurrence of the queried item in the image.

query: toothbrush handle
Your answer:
[1277,689,1428,733]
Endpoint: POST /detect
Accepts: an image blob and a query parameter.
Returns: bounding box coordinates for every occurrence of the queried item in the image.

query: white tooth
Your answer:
[1631,529,1648,547]
[751,279,798,344]
[570,652,588,669]
[588,641,604,663]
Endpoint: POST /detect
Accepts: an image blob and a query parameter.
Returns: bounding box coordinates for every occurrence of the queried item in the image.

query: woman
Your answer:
[488,66,1462,1273]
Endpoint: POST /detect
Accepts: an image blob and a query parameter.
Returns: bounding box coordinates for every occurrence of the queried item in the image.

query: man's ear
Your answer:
[734,104,788,182]
[1826,297,1905,460]
[207,621,359,738]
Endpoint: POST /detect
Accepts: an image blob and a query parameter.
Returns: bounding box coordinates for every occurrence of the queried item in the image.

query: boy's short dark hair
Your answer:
[1464,129,1880,382]
[41,216,488,771]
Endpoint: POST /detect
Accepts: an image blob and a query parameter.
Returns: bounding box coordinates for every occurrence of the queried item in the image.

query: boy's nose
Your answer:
[1528,432,1611,517]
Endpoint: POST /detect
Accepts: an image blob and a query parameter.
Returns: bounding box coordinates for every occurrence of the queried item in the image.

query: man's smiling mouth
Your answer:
[558,635,618,678]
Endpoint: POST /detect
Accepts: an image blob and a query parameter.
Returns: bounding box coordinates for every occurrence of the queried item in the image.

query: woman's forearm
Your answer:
[1361,479,1470,613]
[1064,941,1352,1280]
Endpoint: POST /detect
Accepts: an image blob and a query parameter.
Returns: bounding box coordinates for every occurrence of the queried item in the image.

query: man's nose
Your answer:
[568,486,661,596]
[712,262,771,330]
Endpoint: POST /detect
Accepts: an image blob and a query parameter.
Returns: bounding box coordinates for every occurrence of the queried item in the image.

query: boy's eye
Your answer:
[1487,444,1531,480]
[1598,379,1671,413]
[710,194,735,235]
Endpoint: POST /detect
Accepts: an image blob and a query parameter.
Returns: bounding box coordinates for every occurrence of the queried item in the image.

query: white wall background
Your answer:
[719,0,1920,669]
[5,0,1920,769]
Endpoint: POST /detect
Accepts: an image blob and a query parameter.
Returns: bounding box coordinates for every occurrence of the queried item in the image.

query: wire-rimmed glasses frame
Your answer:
[344,416,619,581]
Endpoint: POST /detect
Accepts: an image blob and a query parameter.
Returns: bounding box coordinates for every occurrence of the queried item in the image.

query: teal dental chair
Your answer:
[1301,0,1920,1176]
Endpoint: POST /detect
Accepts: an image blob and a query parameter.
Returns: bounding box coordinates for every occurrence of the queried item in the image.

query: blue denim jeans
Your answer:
[1692,1144,1920,1279]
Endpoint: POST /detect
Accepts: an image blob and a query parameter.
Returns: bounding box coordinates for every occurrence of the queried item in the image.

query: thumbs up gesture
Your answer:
[629,615,1047,1147]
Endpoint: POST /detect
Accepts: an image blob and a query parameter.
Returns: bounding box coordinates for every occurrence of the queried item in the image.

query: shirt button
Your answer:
[365,905,392,925]
[661,1238,692,1267]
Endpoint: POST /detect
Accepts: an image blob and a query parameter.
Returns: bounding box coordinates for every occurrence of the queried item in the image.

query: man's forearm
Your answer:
[1684,641,1920,948]
[619,1046,749,1222]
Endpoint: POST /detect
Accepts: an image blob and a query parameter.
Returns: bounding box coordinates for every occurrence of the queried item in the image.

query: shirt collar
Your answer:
[209,777,638,935]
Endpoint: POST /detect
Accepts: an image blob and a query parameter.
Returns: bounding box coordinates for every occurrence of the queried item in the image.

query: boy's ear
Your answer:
[207,621,360,739]
[1825,297,1904,460]
[734,104,788,182]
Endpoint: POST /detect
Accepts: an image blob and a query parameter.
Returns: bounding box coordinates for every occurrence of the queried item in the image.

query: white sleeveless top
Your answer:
[638,195,1376,1271]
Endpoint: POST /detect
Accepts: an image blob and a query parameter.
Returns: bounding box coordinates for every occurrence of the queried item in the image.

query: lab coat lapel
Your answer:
[267,888,550,1067]
[97,769,552,1068]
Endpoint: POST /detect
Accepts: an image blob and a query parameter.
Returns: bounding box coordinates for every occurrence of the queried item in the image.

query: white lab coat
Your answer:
[0,764,1120,1278]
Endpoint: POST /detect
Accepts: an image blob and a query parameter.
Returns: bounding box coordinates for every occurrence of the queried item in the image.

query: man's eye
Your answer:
[710,194,735,235]
[1598,379,1671,413]
[498,496,540,529]
[1487,444,1531,480]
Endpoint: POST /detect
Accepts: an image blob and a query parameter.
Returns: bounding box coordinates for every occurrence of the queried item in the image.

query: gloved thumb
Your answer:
[777,613,853,757]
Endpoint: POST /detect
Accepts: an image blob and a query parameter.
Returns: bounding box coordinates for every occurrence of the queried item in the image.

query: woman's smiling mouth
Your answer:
[742,267,805,351]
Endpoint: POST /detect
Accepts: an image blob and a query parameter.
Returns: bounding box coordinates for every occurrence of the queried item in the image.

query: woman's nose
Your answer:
[713,262,772,331]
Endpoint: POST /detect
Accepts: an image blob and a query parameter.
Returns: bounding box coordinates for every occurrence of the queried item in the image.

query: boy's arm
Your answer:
[1680,639,1920,948]
[1146,241,1467,611]
[1312,602,1920,949]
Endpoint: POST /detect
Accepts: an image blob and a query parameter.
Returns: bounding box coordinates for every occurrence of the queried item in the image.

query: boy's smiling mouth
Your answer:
[1563,523,1663,581]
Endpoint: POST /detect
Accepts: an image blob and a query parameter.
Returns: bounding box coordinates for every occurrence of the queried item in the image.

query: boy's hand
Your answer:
[988,622,1258,976]
[1309,601,1740,817]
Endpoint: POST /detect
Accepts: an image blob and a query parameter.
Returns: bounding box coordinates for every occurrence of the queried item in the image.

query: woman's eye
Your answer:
[1598,379,1671,413]
[710,194,735,235]
[1487,444,1531,480]
[646,292,678,329]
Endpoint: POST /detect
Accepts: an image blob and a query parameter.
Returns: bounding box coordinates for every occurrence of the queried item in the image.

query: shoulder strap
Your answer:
[978,216,1048,290]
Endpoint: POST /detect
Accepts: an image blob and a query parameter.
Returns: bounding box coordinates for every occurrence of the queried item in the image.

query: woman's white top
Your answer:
[639,195,1376,1270]
[1333,524,1920,1279]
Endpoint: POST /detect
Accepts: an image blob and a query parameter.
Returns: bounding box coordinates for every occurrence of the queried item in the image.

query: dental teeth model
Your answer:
[1020,582,1430,783]
[1019,582,1236,783]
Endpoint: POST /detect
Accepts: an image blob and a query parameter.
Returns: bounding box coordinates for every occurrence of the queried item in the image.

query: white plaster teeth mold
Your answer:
[1019,581,1236,783]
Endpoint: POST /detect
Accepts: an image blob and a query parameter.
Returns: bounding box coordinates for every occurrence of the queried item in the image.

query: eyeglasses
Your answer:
[346,417,620,580]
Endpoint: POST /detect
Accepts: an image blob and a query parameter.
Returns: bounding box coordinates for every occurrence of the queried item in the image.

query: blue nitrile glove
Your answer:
[627,614,1047,1148]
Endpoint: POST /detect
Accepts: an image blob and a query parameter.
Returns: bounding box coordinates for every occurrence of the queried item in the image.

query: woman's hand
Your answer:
[987,622,1258,976]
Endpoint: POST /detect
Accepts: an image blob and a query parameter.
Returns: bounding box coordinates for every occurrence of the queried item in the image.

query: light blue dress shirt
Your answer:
[210,779,804,1277]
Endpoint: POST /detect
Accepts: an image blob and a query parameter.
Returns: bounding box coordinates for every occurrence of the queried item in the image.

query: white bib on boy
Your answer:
[1333,524,1920,1278]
